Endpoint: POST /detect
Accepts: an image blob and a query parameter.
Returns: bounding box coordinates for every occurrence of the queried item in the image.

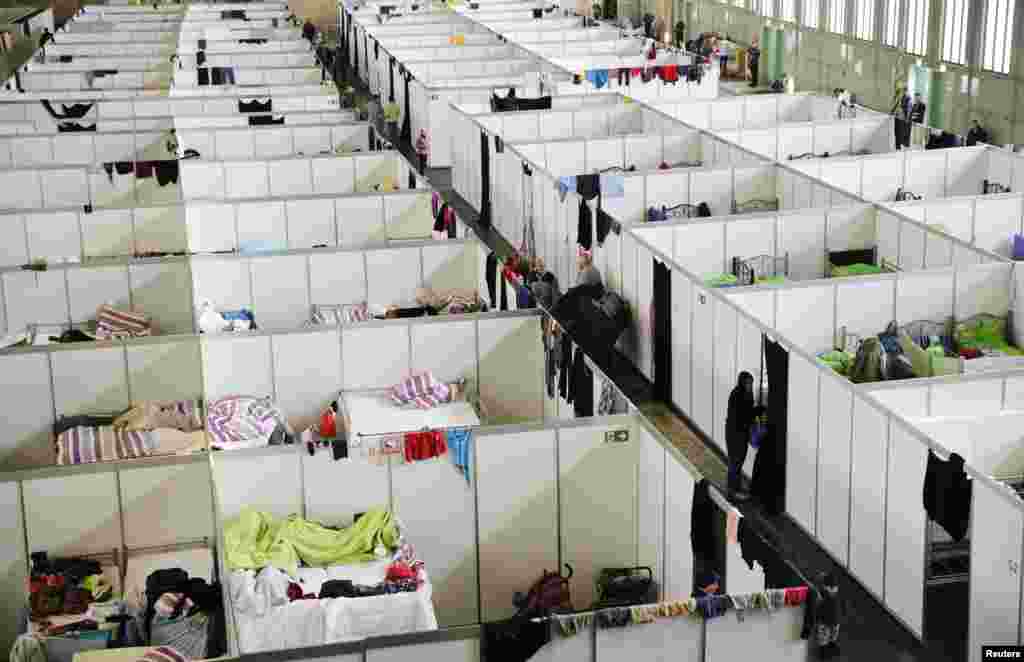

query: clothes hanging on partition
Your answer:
[239,98,271,112]
[576,174,600,201]
[196,51,206,66]
[388,57,395,102]
[154,160,180,186]
[57,122,95,132]
[570,346,593,417]
[652,259,672,402]
[690,479,715,562]
[403,430,446,462]
[248,115,284,126]
[577,199,592,250]
[596,208,616,245]
[515,96,552,111]
[751,336,788,514]
[40,100,93,119]
[486,252,498,308]
[479,130,492,227]
[922,450,971,542]
[401,70,412,143]
[447,429,472,482]
[585,69,609,89]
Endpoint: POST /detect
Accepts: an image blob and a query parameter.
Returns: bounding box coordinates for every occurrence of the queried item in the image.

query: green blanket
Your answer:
[224,507,398,572]
[831,262,883,277]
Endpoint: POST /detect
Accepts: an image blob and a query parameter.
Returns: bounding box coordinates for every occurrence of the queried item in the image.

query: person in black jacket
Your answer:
[726,371,762,500]
[801,571,844,659]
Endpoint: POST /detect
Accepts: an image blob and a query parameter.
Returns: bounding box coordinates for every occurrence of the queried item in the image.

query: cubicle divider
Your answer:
[19,64,319,91]
[47,39,309,58]
[631,202,1001,284]
[651,93,888,130]
[53,27,296,44]
[0,92,343,135]
[863,372,1024,662]
[0,150,418,210]
[0,84,332,108]
[0,308,544,472]
[891,192,1024,258]
[788,145,1009,202]
[0,238,482,344]
[31,51,314,71]
[0,188,444,266]
[712,116,893,162]
[0,121,368,167]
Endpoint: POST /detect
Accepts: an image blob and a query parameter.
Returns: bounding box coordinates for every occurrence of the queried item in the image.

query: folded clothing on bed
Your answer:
[114,400,204,432]
[96,305,153,339]
[57,426,158,465]
[390,372,451,409]
[224,508,398,574]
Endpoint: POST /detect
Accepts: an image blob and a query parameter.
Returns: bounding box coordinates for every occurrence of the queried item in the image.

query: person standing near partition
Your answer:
[726,371,762,501]
[748,37,760,88]
[415,129,430,174]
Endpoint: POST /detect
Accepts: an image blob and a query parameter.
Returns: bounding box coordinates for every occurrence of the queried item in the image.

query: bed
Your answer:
[982,179,1011,195]
[826,247,899,278]
[309,290,487,326]
[340,388,481,441]
[230,558,437,652]
[730,198,778,215]
[54,400,207,466]
[646,202,710,223]
[955,313,1024,373]
[731,253,789,286]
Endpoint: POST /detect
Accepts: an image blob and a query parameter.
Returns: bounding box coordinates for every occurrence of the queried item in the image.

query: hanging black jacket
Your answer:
[570,346,593,417]
[922,451,972,542]
[483,616,551,662]
[577,199,593,250]
[559,338,573,399]
[690,479,715,562]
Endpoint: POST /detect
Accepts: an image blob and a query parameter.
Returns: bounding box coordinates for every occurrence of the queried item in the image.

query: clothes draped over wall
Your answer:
[923,450,972,541]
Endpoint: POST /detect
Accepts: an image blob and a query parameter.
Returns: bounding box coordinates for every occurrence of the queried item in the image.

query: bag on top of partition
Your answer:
[848,337,882,384]
[514,564,573,616]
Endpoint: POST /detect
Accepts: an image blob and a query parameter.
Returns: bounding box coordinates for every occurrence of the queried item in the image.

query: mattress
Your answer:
[231,559,437,653]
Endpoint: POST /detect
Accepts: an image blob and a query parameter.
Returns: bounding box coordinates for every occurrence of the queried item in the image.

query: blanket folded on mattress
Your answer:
[56,426,157,465]
[224,508,398,573]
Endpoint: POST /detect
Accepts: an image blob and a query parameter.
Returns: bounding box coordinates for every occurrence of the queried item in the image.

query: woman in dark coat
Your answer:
[726,371,761,500]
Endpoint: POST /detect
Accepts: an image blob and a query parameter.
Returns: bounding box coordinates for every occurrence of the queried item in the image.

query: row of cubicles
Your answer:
[440,6,1024,657]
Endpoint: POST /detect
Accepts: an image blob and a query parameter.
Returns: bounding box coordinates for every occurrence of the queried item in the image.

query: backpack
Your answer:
[849,337,882,384]
[513,564,573,616]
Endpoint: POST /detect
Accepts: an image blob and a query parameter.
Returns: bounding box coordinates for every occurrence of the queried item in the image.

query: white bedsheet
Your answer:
[231,560,438,653]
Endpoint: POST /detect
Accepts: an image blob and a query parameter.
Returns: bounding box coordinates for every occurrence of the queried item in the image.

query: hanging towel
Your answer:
[585,69,609,89]
[599,173,624,199]
[576,174,600,201]
[557,176,576,202]
[577,199,592,250]
[446,429,472,482]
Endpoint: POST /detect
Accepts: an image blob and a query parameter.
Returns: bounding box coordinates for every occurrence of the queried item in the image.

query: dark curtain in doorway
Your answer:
[388,57,395,102]
[400,71,412,143]
[479,130,492,227]
[653,259,672,402]
[751,335,788,515]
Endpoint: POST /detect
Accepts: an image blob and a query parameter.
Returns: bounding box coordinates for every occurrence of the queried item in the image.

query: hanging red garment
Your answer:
[404,430,447,461]
[629,68,642,78]
[784,586,809,606]
[659,64,679,83]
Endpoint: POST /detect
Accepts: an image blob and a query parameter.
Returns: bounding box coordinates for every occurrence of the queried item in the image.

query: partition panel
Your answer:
[712,300,737,450]
[271,329,341,432]
[690,286,714,442]
[955,263,1012,320]
[0,480,26,657]
[52,345,129,417]
[23,472,122,556]
[777,211,826,279]
[704,604,806,662]
[775,286,832,353]
[477,316,543,423]
[671,270,692,416]
[835,279,895,339]
[365,638,479,662]
[597,615,703,662]
[968,478,1024,662]
[894,271,955,328]
[201,334,274,402]
[817,375,852,565]
[973,196,1022,257]
[476,429,558,621]
[212,450,303,520]
[120,463,214,548]
[126,338,202,404]
[0,353,54,469]
[663,446,696,600]
[392,449,479,627]
[884,420,926,637]
[786,353,819,535]
[637,425,666,595]
[342,324,411,390]
[848,398,888,599]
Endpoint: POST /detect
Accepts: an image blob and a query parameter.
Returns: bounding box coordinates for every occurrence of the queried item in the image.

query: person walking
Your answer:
[748,37,760,87]
[726,371,762,501]
[415,129,430,174]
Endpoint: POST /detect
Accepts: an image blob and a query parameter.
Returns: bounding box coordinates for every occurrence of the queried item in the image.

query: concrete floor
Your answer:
[334,57,969,662]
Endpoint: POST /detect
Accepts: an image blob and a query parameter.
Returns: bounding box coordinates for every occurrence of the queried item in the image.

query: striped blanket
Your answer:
[56,425,158,465]
[206,396,287,448]
[95,305,152,340]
